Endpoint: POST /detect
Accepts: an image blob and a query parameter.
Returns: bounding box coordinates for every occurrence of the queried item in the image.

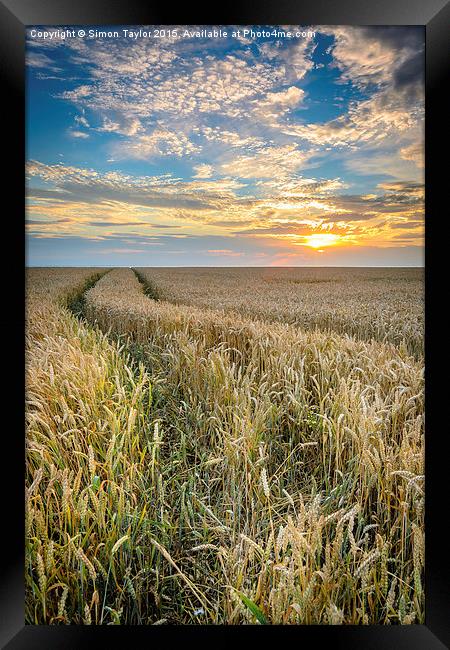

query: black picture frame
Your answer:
[1,0,448,647]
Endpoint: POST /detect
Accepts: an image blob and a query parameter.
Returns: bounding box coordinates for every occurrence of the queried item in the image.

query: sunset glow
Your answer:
[26,25,424,266]
[304,233,340,249]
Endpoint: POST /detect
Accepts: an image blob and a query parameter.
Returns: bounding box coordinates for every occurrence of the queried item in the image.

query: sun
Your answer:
[304,233,340,249]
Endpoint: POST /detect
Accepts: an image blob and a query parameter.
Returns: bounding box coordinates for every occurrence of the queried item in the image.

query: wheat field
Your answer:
[135,267,423,358]
[26,266,424,625]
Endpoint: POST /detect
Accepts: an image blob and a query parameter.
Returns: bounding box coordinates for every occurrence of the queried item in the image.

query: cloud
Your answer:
[254,85,306,124]
[390,220,423,229]
[27,27,423,184]
[193,164,214,178]
[320,26,424,92]
[377,181,423,195]
[28,30,315,166]
[26,51,61,72]
[257,37,314,83]
[199,127,263,150]
[74,114,90,128]
[56,44,288,121]
[25,27,424,264]
[87,220,151,227]
[263,86,305,108]
[26,161,214,213]
[26,159,423,252]
[400,143,424,168]
[68,129,89,139]
[234,222,318,236]
[26,218,72,225]
[207,249,243,256]
[273,28,424,181]
[27,231,424,267]
[98,116,142,136]
[221,144,311,179]
[283,90,419,148]
[111,128,201,159]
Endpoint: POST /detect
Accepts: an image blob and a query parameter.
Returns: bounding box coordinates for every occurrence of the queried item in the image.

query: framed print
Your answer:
[0,0,449,647]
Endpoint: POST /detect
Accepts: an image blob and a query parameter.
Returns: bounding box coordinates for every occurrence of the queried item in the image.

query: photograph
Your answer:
[24,23,425,626]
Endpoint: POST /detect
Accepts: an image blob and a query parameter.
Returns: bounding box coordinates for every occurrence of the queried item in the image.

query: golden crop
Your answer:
[135,267,423,358]
[26,266,424,625]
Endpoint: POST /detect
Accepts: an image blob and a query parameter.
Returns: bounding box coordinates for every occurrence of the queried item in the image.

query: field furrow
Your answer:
[79,267,424,625]
[26,269,158,624]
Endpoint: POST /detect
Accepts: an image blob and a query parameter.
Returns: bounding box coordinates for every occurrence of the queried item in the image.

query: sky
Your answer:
[26,25,424,267]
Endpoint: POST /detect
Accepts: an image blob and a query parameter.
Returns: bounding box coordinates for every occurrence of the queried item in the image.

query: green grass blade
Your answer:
[238,592,267,625]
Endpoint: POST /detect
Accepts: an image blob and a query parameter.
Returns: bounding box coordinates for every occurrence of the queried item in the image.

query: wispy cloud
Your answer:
[193,164,214,178]
[25,25,424,265]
